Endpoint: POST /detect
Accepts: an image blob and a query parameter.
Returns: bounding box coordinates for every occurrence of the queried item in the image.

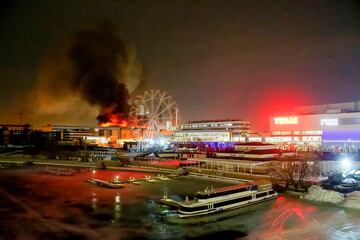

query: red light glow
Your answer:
[276,195,286,202]
[248,86,315,131]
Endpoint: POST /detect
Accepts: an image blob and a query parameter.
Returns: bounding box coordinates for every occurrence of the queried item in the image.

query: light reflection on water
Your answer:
[0,168,360,239]
[112,192,121,224]
[246,195,360,240]
[91,191,97,211]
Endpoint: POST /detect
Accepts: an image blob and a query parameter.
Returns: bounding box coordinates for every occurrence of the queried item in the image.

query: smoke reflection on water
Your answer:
[0,168,360,239]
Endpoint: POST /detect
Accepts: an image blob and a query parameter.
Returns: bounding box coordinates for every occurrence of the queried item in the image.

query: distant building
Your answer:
[0,124,31,146]
[172,119,251,142]
[41,124,143,147]
[0,124,64,148]
[268,100,360,151]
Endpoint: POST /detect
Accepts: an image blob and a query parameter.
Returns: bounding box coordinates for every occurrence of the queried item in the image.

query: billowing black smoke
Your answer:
[66,23,130,123]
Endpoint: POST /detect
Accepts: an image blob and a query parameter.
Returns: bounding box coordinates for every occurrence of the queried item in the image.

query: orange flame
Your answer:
[99,114,128,127]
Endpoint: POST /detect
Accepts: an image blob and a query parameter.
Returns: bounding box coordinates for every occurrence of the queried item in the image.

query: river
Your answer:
[0,167,359,240]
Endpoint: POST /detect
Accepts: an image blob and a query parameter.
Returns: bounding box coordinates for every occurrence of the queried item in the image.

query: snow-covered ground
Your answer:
[302,185,360,211]
[302,185,345,204]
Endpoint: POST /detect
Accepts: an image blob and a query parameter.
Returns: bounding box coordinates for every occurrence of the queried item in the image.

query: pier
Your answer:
[86,178,125,188]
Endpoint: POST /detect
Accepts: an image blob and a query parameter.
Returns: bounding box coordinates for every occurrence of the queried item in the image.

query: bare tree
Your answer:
[284,160,308,190]
[278,154,314,191]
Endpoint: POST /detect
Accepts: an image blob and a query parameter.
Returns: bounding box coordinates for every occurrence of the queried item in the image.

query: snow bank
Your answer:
[343,178,357,184]
[302,185,345,204]
[343,191,360,209]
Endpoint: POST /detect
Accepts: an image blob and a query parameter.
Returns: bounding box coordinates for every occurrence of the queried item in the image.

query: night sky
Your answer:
[0,0,359,131]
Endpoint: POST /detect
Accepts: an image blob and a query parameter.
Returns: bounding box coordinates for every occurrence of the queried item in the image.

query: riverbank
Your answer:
[0,155,175,173]
[0,155,269,183]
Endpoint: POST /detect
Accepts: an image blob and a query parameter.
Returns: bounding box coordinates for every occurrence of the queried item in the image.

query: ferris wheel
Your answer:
[129,89,179,149]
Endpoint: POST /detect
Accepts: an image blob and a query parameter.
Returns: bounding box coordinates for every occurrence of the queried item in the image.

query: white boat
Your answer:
[155,174,170,181]
[86,178,125,189]
[144,175,158,183]
[127,176,141,185]
[165,180,277,223]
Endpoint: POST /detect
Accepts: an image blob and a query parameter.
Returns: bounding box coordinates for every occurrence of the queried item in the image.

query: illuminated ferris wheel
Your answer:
[129,89,179,149]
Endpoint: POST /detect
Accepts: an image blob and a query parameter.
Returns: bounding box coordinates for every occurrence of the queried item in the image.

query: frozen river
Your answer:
[0,167,359,240]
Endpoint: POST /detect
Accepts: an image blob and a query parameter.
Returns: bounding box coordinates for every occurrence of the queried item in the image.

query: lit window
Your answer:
[274,116,298,125]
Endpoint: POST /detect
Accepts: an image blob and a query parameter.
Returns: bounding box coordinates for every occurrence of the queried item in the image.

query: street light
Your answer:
[341,158,352,172]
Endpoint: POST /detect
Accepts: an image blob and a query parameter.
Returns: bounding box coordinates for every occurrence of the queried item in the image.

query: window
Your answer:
[256,192,267,198]
[214,195,252,208]
[197,186,256,199]
[179,205,207,212]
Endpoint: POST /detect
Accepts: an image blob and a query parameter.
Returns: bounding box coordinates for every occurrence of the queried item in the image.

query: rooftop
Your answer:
[187,119,248,124]
[234,142,275,146]
[294,100,360,115]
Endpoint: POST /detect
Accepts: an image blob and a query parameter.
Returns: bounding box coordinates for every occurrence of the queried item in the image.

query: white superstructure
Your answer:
[175,181,277,218]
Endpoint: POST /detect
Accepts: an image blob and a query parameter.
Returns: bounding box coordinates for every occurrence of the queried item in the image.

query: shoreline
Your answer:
[0,155,251,183]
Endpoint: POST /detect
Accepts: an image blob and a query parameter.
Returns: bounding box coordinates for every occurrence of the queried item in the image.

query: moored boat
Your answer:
[164,180,277,224]
[86,178,126,188]
[144,175,158,183]
[155,174,170,181]
[127,176,141,185]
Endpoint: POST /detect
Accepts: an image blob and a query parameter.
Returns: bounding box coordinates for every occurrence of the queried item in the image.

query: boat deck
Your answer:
[197,182,256,195]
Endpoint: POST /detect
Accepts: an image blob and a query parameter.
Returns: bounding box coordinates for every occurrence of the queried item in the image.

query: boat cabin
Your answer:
[196,183,258,199]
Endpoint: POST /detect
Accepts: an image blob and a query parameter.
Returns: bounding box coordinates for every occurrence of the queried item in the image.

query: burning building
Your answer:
[31,22,141,128]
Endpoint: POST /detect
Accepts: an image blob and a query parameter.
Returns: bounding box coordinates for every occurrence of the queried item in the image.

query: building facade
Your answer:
[0,124,32,146]
[172,119,251,142]
[41,125,143,147]
[268,101,360,151]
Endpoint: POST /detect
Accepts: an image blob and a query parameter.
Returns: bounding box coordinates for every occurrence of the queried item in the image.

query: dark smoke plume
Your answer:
[67,24,130,123]
[31,23,141,125]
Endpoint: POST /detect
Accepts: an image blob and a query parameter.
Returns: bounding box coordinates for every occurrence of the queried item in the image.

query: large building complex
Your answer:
[269,101,360,151]
[41,125,142,147]
[172,119,251,142]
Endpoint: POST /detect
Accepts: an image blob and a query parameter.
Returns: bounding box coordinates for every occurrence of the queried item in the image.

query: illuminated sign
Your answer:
[274,116,298,125]
[320,119,338,126]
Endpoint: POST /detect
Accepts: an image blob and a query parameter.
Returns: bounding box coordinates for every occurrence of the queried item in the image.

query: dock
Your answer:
[86,178,125,188]
[42,166,75,176]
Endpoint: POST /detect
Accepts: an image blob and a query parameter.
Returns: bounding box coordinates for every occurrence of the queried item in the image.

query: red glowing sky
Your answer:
[248,86,316,131]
